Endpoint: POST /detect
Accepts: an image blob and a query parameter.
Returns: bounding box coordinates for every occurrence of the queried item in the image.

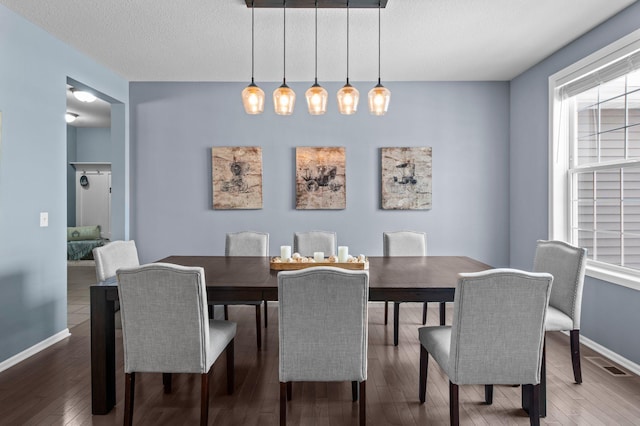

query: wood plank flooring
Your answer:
[1,269,639,425]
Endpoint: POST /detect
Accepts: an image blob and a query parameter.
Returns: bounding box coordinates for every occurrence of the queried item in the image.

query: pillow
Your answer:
[67,225,101,241]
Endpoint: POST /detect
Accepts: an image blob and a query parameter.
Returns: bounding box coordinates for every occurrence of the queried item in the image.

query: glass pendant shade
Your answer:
[337,83,359,115]
[369,1,390,116]
[368,83,390,116]
[273,82,296,115]
[241,1,263,115]
[242,81,265,114]
[306,83,328,115]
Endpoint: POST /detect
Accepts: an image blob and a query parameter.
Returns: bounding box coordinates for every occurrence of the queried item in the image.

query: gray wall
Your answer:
[66,127,111,227]
[0,4,129,363]
[130,81,510,266]
[66,126,77,226]
[76,127,112,162]
[510,2,640,363]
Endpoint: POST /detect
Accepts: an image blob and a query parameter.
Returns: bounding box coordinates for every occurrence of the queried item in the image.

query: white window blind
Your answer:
[564,61,640,270]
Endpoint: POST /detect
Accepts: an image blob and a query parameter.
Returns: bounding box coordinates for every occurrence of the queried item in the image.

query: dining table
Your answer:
[90,255,542,417]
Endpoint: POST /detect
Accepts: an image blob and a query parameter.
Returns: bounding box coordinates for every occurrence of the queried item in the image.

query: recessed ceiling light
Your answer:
[65,112,79,123]
[71,89,97,103]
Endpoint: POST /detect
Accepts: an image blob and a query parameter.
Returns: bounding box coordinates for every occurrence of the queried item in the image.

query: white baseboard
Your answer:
[576,333,640,376]
[0,329,71,374]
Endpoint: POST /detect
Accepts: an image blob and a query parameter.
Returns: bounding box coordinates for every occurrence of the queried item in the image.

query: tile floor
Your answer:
[67,261,96,328]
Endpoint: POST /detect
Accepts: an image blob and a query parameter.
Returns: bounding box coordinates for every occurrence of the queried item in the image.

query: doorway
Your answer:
[66,79,113,328]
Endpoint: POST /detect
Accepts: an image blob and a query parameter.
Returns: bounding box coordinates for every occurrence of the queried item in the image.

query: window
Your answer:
[550,29,640,290]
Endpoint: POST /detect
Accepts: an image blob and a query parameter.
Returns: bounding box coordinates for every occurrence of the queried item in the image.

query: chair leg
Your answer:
[264,300,268,328]
[200,371,210,426]
[224,305,229,320]
[287,382,292,401]
[439,302,446,325]
[419,345,428,403]
[523,384,540,426]
[570,329,582,384]
[255,305,262,350]
[384,301,388,325]
[352,381,358,401]
[484,385,493,404]
[359,381,366,426]
[226,339,235,394]
[422,302,428,325]
[124,372,135,426]
[163,373,172,394]
[393,302,400,346]
[449,381,459,426]
[280,382,287,426]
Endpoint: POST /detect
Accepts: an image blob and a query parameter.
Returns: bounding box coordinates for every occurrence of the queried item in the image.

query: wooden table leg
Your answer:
[393,302,400,346]
[91,286,116,414]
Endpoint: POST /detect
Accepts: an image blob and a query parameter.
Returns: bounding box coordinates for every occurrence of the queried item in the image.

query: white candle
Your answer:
[314,252,324,262]
[338,246,349,263]
[281,245,292,260]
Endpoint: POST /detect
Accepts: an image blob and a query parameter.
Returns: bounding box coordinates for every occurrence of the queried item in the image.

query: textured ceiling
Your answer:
[1,0,636,82]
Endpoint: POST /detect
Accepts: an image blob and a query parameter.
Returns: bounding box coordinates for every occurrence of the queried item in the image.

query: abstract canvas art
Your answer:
[212,146,263,209]
[381,147,432,210]
[296,147,346,210]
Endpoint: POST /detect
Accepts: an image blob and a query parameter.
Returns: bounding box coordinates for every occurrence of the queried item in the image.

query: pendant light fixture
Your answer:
[65,112,78,123]
[242,1,265,114]
[273,1,296,115]
[71,88,97,103]
[305,1,328,115]
[337,1,359,115]
[368,0,390,115]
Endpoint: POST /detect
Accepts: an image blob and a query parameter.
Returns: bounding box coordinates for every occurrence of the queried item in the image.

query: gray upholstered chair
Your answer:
[278,267,368,426]
[220,231,269,350]
[293,230,337,257]
[117,263,236,426]
[93,240,139,282]
[534,239,587,384]
[383,231,427,346]
[93,240,140,329]
[418,269,553,426]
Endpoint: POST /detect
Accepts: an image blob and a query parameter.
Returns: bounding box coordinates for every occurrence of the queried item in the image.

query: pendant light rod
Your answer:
[251,1,255,83]
[314,0,318,84]
[377,0,381,85]
[242,0,265,114]
[283,0,287,84]
[346,0,350,84]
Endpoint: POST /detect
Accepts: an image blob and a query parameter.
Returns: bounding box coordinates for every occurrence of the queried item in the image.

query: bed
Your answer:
[67,225,109,260]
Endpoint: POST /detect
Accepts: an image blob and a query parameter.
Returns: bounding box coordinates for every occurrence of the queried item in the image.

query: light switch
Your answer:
[40,212,48,227]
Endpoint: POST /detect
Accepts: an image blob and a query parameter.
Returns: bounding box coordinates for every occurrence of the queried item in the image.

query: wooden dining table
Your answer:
[90,255,496,415]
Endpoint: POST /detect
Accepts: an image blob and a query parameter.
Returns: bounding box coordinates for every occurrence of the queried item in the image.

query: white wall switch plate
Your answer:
[40,212,48,227]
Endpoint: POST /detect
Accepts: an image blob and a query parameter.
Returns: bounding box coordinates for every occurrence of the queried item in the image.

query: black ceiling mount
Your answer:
[245,0,387,8]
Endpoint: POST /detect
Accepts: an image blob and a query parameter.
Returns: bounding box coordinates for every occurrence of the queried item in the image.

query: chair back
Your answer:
[293,231,337,256]
[117,263,212,374]
[93,240,139,282]
[225,231,269,256]
[383,231,427,256]
[533,240,587,329]
[278,267,368,382]
[448,269,553,385]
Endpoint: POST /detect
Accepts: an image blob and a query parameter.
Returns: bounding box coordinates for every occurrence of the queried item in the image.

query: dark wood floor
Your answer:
[1,288,639,425]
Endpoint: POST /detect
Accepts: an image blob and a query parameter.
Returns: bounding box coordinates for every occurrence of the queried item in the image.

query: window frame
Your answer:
[549,28,640,291]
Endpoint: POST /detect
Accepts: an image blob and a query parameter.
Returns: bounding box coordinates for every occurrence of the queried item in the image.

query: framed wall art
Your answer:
[296,147,346,210]
[211,146,263,209]
[381,147,432,210]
